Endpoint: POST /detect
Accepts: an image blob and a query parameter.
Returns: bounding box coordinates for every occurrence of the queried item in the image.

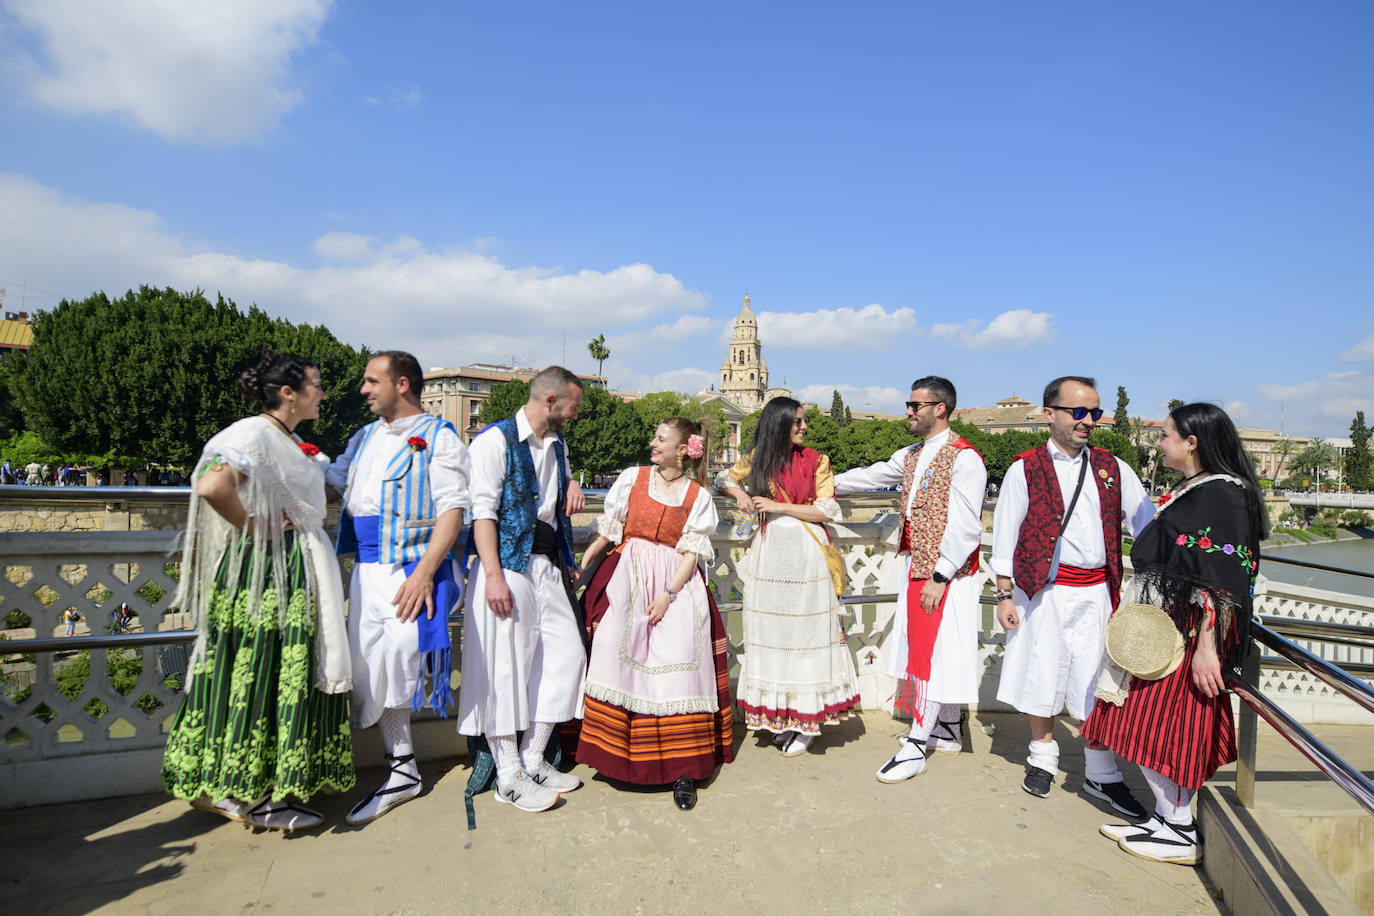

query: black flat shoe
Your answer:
[672,776,697,810]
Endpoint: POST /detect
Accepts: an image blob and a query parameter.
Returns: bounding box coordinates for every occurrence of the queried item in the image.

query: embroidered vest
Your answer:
[495,416,573,574]
[622,466,699,548]
[336,414,458,565]
[1011,444,1124,608]
[898,435,983,581]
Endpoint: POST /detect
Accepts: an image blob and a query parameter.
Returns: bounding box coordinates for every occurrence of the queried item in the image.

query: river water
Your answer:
[1264,538,1374,599]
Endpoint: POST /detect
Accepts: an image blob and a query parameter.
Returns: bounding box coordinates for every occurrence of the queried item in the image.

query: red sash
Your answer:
[1054,564,1107,588]
[903,577,952,723]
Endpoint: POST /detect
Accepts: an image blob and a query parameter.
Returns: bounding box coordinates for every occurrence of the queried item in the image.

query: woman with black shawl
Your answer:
[1083,403,1267,865]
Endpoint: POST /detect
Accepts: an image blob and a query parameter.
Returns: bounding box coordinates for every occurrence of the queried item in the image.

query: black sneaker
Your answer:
[1083,778,1148,819]
[1022,765,1054,797]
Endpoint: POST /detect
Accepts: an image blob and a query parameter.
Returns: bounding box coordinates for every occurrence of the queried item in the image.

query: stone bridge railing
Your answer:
[2,502,1371,806]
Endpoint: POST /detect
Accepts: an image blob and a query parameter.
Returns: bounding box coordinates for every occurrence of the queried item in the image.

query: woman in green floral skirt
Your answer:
[162,350,354,831]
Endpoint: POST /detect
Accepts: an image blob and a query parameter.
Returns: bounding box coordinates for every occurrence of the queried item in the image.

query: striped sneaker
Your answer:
[1118,820,1201,865]
[1100,815,1162,842]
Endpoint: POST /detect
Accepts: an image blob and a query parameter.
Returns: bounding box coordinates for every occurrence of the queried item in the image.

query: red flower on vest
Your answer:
[299,442,320,456]
[407,436,427,452]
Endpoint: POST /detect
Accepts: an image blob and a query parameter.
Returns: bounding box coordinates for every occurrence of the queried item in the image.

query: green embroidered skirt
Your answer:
[163,533,355,802]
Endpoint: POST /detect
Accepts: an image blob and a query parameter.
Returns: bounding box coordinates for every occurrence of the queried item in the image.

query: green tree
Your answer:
[1347,411,1372,491]
[835,418,915,473]
[629,392,728,461]
[587,334,610,382]
[1270,437,1296,483]
[1112,386,1130,431]
[801,408,843,467]
[564,386,647,474]
[10,286,370,464]
[0,359,23,439]
[739,409,762,452]
[1293,438,1338,487]
[1089,427,1140,473]
[1167,398,1185,412]
[478,379,531,426]
[830,390,846,426]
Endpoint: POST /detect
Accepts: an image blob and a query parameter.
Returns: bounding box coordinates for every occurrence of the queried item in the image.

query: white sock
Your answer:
[1083,746,1123,784]
[378,706,419,785]
[1141,766,1195,825]
[907,698,942,743]
[937,703,964,724]
[491,734,521,783]
[519,722,556,771]
[1027,738,1059,773]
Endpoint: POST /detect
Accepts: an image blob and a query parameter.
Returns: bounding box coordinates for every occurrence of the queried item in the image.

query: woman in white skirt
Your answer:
[717,398,860,757]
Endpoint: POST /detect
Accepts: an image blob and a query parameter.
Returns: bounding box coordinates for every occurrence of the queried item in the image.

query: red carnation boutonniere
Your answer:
[407,436,427,453]
[299,442,321,457]
[1158,492,1173,508]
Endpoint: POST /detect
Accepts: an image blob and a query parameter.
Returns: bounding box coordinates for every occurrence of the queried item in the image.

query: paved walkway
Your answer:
[2,712,1368,915]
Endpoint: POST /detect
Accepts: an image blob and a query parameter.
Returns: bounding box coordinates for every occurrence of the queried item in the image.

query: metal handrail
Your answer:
[1262,554,1374,579]
[1250,622,1374,716]
[2,631,196,654]
[1260,615,1374,650]
[1228,674,1374,816]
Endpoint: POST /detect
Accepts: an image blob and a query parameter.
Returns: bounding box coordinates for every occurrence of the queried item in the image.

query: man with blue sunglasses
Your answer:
[990,376,1156,817]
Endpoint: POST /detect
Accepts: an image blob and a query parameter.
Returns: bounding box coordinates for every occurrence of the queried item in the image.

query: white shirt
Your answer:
[594,466,719,563]
[990,440,1154,578]
[468,406,572,524]
[833,427,987,580]
[327,412,471,517]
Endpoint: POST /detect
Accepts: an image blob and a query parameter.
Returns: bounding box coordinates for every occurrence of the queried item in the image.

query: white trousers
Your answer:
[457,555,587,737]
[348,559,462,729]
[884,570,982,704]
[996,582,1111,719]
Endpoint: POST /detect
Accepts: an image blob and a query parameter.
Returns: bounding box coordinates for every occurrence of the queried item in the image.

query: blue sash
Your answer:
[352,514,457,715]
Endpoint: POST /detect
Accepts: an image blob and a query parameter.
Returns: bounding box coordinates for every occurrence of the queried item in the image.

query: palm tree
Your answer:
[1292,438,1337,488]
[1271,437,1295,484]
[587,334,610,383]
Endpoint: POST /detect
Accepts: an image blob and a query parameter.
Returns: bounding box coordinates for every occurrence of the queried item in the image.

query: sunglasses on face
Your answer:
[1049,405,1104,422]
[906,401,940,412]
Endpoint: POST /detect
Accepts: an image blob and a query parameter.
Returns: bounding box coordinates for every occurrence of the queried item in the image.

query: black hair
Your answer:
[375,350,423,394]
[911,375,957,415]
[238,347,315,409]
[663,416,711,486]
[1043,376,1096,407]
[1171,402,1270,540]
[749,397,803,497]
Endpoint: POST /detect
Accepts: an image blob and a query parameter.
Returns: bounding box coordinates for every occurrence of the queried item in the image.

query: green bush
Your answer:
[1341,509,1373,528]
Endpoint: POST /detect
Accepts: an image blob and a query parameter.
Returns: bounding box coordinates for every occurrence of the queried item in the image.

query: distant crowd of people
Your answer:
[0,460,187,487]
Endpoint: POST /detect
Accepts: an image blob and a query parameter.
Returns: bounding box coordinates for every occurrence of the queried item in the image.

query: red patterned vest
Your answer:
[898,435,983,581]
[1011,444,1124,608]
[620,466,699,549]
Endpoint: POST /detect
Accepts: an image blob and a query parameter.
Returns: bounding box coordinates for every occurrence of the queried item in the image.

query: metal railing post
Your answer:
[1235,641,1260,808]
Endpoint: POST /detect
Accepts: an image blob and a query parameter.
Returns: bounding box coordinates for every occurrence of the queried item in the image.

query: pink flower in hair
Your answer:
[686,434,705,459]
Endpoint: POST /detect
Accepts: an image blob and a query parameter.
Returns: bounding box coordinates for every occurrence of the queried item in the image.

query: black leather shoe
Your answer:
[1022,765,1054,797]
[672,776,697,810]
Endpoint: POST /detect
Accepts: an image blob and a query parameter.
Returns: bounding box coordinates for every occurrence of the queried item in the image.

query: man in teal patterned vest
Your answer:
[457,366,587,814]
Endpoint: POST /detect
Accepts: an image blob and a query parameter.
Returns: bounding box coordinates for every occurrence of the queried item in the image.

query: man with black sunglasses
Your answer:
[990,376,1155,817]
[834,376,987,784]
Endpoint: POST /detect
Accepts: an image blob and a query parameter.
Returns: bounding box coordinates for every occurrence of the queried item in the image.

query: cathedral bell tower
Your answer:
[719,293,769,411]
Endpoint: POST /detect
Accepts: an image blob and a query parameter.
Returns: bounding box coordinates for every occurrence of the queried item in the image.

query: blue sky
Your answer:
[2,1,1372,436]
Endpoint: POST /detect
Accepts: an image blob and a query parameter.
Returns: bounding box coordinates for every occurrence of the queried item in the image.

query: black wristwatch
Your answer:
[931,570,949,584]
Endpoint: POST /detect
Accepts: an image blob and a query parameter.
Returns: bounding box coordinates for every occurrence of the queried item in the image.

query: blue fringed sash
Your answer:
[353,514,457,716]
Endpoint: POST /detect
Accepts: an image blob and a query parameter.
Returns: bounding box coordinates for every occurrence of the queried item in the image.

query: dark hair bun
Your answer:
[238,366,266,403]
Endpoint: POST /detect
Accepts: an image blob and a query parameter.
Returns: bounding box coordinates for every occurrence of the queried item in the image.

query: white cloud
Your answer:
[753,304,918,351]
[932,309,1055,350]
[1256,369,1374,426]
[1340,333,1374,363]
[0,173,707,370]
[3,0,331,142]
[611,365,717,397]
[607,315,717,353]
[362,85,422,111]
[795,384,907,415]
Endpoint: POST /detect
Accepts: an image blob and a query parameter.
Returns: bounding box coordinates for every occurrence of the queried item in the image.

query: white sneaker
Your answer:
[494,771,561,813]
[1118,820,1201,865]
[1100,815,1162,842]
[875,737,927,783]
[527,759,581,794]
[246,797,325,832]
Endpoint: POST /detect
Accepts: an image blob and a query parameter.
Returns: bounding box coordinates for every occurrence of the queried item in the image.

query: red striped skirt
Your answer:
[573,553,735,784]
[1081,617,1237,790]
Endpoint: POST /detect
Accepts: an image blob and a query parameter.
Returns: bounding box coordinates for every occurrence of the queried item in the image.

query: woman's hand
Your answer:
[751,496,781,515]
[1191,637,1224,698]
[646,591,671,625]
[728,488,753,514]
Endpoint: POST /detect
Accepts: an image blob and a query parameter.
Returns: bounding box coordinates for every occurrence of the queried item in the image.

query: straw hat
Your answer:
[1105,603,1185,680]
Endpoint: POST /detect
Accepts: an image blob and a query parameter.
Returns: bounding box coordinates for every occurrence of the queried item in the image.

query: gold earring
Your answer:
[290,400,298,416]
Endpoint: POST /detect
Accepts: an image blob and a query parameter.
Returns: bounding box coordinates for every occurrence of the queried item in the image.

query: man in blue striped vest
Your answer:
[327,351,471,826]
[457,366,587,814]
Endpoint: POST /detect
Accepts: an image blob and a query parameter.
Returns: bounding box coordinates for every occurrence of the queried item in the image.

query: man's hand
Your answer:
[920,578,946,613]
[996,598,1020,630]
[485,568,515,618]
[393,568,435,623]
[645,591,671,625]
[565,479,585,516]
